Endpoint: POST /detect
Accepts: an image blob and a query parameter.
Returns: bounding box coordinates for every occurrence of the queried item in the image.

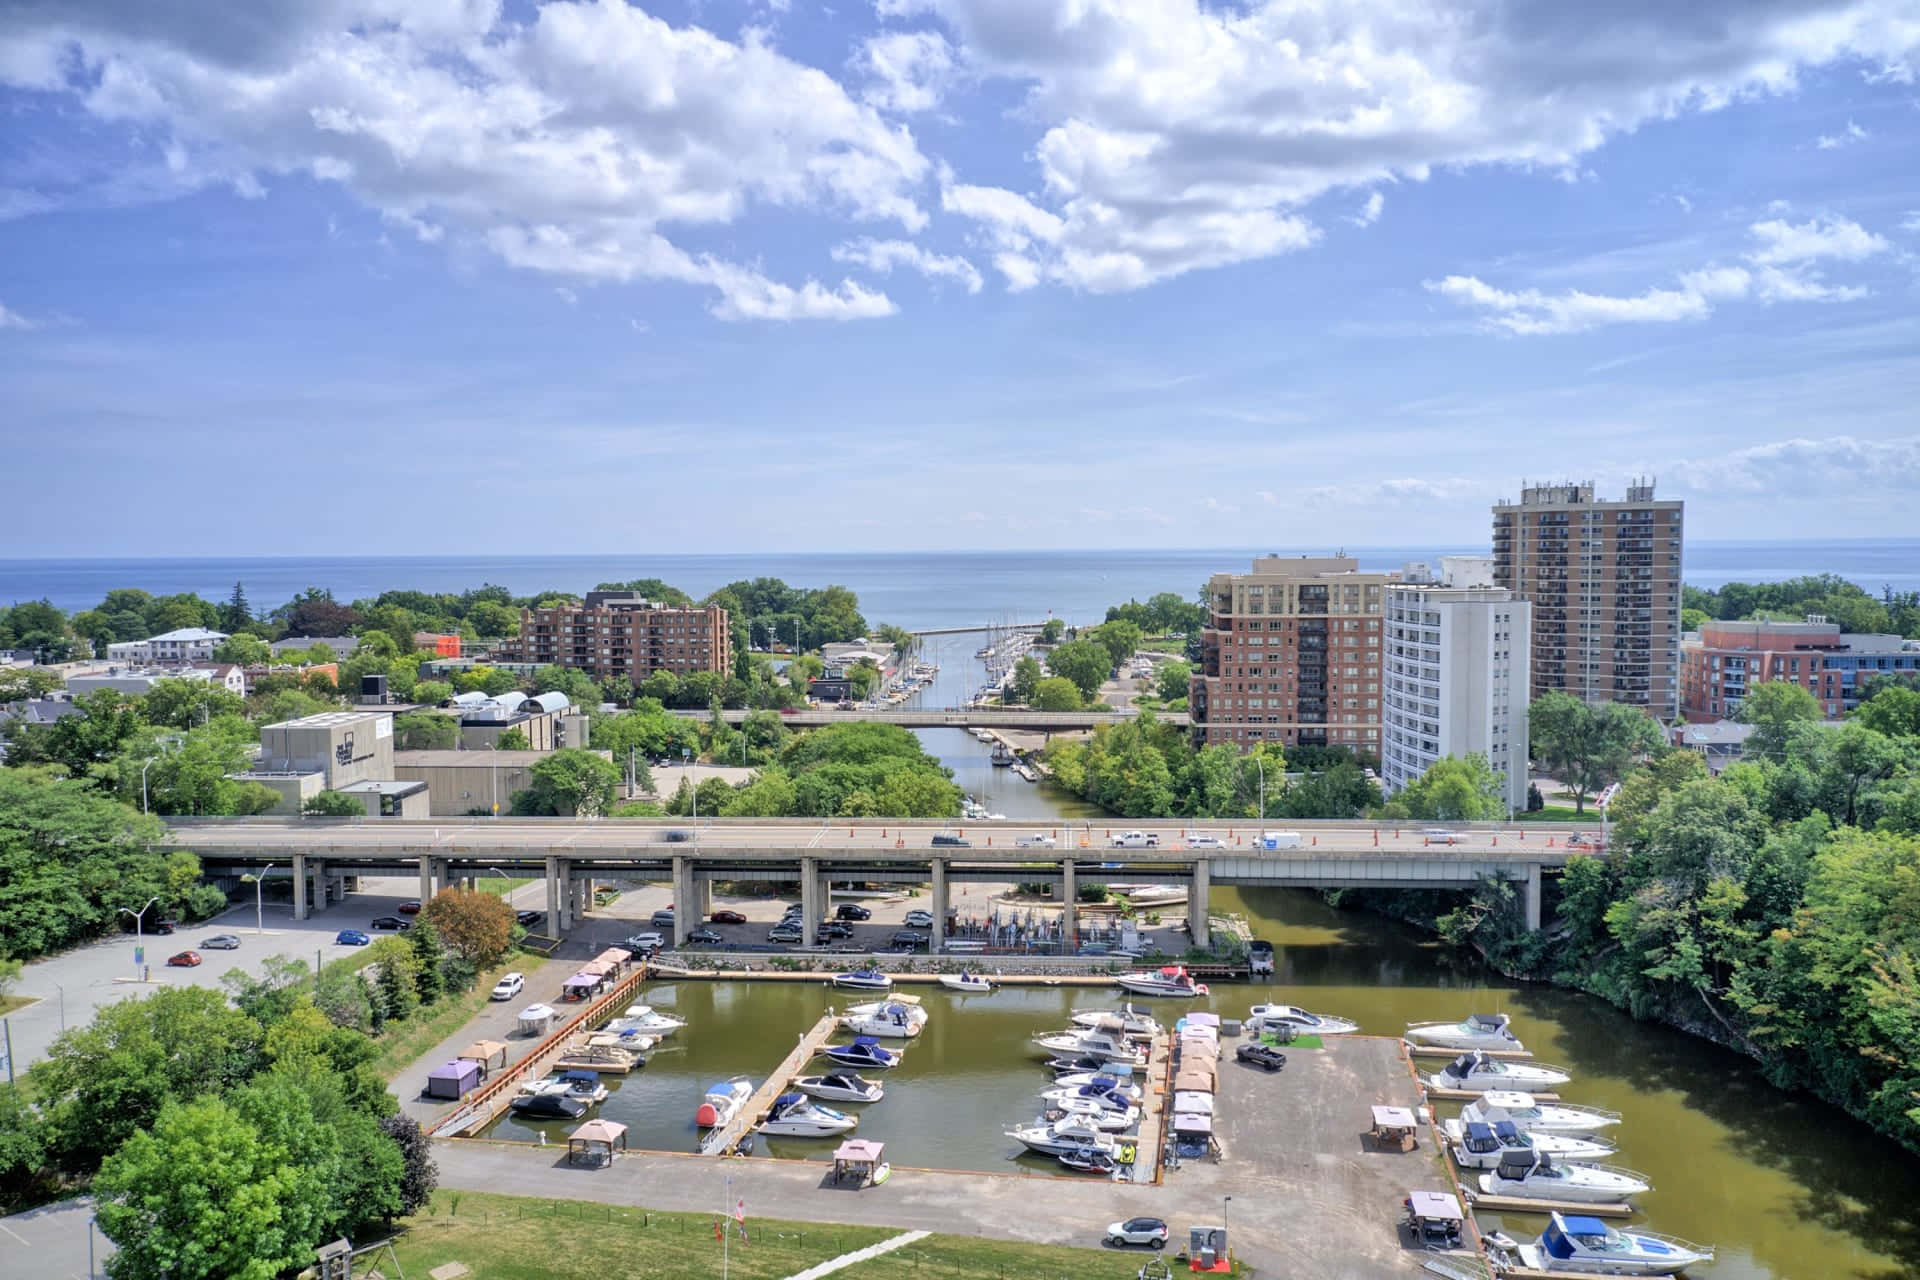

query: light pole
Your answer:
[490,742,499,818]
[118,896,160,982]
[244,866,277,935]
[485,866,511,907]
[1252,755,1266,824]
[140,737,180,814]
[55,984,65,1033]
[1223,1194,1232,1264]
[684,747,695,842]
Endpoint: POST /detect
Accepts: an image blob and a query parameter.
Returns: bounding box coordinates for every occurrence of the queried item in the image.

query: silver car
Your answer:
[199,934,241,950]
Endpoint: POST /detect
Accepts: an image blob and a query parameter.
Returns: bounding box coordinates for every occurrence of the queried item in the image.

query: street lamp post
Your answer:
[140,738,180,814]
[1223,1195,1232,1264]
[485,866,511,908]
[683,747,695,842]
[1253,756,1266,823]
[244,865,277,935]
[117,895,160,982]
[490,742,499,818]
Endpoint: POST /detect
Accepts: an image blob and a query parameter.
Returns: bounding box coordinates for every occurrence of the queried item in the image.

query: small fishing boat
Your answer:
[1247,939,1275,976]
[1512,1213,1713,1275]
[1428,1051,1571,1093]
[839,998,928,1039]
[832,969,894,992]
[1057,1147,1120,1176]
[1461,1091,1621,1136]
[819,1036,901,1070]
[793,1073,885,1104]
[758,1092,858,1138]
[584,1029,656,1056]
[695,1076,754,1130]
[1006,1115,1120,1157]
[1478,1151,1651,1204]
[518,1069,608,1103]
[1444,1118,1617,1168]
[1245,1003,1358,1036]
[1113,966,1209,999]
[990,743,1015,767]
[1405,1012,1526,1052]
[1070,1004,1157,1036]
[938,971,994,993]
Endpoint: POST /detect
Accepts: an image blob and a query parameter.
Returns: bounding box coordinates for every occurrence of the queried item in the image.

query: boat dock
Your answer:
[1125,1023,1172,1184]
[1467,1193,1634,1219]
[646,964,1131,988]
[551,1041,644,1073]
[1425,1086,1562,1103]
[699,1012,842,1157]
[1403,1043,1535,1061]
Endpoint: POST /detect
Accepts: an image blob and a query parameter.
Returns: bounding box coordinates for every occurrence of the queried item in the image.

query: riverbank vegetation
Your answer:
[662,723,962,819]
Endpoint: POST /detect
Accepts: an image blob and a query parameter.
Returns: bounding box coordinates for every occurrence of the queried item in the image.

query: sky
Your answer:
[2,0,1918,557]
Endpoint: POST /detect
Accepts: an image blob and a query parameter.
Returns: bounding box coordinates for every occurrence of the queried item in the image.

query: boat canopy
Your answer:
[1172,1112,1213,1134]
[704,1080,739,1096]
[1467,1013,1508,1031]
[1185,1011,1221,1029]
[1493,1120,1525,1142]
[1544,1216,1613,1259]
[559,1070,600,1084]
[1461,1121,1498,1154]
[1174,1091,1214,1115]
[774,1092,804,1111]
[834,1138,884,1162]
[852,1035,881,1047]
[1445,1054,1478,1076]
[1407,1190,1464,1222]
[1495,1150,1548,1178]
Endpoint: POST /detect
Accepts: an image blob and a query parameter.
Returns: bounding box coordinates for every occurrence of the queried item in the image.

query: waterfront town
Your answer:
[4,481,1920,1280]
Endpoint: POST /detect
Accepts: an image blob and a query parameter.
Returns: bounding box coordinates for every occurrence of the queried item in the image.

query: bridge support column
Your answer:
[545,858,561,933]
[573,875,589,920]
[555,859,574,933]
[293,854,309,922]
[1524,863,1543,932]
[420,855,434,909]
[672,857,695,947]
[801,857,821,948]
[311,859,329,911]
[1190,859,1211,950]
[1061,859,1077,952]
[930,858,948,954]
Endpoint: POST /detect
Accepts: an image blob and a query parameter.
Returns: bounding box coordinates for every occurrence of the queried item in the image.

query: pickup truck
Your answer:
[1015,833,1057,848]
[1110,831,1160,849]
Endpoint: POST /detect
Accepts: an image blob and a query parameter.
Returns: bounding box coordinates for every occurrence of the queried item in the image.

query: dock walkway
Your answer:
[1127,1024,1171,1184]
[701,1012,841,1156]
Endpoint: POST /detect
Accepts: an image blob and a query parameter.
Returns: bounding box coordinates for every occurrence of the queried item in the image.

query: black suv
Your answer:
[931,833,969,847]
[836,903,871,921]
[888,930,929,949]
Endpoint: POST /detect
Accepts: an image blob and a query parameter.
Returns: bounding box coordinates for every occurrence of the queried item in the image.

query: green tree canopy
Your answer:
[1530,693,1664,813]
[1736,680,1825,760]
[1030,676,1083,711]
[1046,639,1110,701]
[302,791,362,817]
[512,748,620,816]
[1391,754,1507,821]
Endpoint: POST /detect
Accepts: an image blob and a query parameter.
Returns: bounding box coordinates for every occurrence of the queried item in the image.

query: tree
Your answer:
[1046,639,1110,701]
[0,1083,45,1211]
[0,666,61,701]
[419,888,515,967]
[495,726,531,750]
[1156,660,1192,704]
[35,689,145,779]
[1039,618,1066,644]
[1529,693,1664,813]
[1737,680,1824,760]
[846,658,881,701]
[393,711,457,750]
[379,1114,438,1216]
[1089,619,1143,669]
[280,588,361,637]
[218,582,253,633]
[0,769,172,960]
[530,664,601,708]
[407,919,447,1005]
[1008,656,1042,704]
[1856,686,1920,739]
[211,634,270,666]
[1031,677,1083,711]
[413,680,454,707]
[1392,754,1507,821]
[1275,762,1381,819]
[466,600,521,638]
[141,716,281,817]
[141,678,245,730]
[302,791,362,817]
[513,748,620,816]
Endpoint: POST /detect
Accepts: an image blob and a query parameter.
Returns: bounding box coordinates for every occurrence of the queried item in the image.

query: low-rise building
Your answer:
[392,748,600,816]
[239,662,339,695]
[107,627,228,666]
[272,636,357,662]
[230,709,396,813]
[443,690,589,751]
[415,633,462,657]
[68,665,234,698]
[1680,618,1920,720]
[1668,720,1759,774]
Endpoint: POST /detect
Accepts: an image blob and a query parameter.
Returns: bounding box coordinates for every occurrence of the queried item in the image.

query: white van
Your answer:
[1259,831,1303,850]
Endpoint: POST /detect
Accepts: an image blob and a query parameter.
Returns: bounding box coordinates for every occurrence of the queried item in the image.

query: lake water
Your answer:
[3,541,1916,626]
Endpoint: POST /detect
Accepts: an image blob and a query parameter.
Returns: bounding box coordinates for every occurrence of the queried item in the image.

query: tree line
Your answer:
[1683,573,1920,638]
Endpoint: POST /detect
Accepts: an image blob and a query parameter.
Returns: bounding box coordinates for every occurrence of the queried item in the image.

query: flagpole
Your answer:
[723,1173,731,1280]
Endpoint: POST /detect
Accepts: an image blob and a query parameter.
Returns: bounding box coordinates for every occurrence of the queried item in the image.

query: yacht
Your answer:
[1428,1051,1571,1093]
[1070,1005,1158,1037]
[694,1076,754,1130]
[518,1069,608,1103]
[757,1092,858,1138]
[990,743,1015,767]
[1042,1082,1141,1112]
[938,971,994,993]
[1113,966,1210,998]
[1445,1118,1617,1168]
[832,969,893,992]
[1051,1072,1144,1103]
[1006,1114,1121,1157]
[1047,1097,1139,1130]
[1512,1213,1713,1275]
[1031,1029,1147,1065]
[839,999,928,1039]
[819,1036,901,1070]
[1461,1091,1620,1136]
[792,1073,885,1104]
[1245,1004,1358,1036]
[584,1029,656,1056]
[1405,1012,1526,1052]
[1479,1152,1651,1204]
[608,1004,685,1037]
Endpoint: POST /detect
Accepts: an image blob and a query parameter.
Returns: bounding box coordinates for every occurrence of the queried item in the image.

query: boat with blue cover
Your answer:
[1513,1213,1713,1275]
[820,1035,901,1069]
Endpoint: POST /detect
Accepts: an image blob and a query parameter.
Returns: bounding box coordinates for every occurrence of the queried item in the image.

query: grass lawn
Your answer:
[390,1191,1149,1280]
[476,876,535,897]
[0,995,33,1016]
[1528,804,1602,823]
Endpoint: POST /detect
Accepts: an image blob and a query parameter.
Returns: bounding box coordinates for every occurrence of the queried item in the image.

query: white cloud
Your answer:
[855,29,957,113]
[1203,497,1240,514]
[1429,214,1889,334]
[832,237,983,292]
[0,0,930,321]
[1670,435,1920,495]
[1255,490,1278,506]
[1904,212,1920,233]
[892,0,1920,293]
[1297,477,1484,507]
[1347,191,1385,228]
[1815,119,1870,149]
[554,287,578,305]
[0,300,36,330]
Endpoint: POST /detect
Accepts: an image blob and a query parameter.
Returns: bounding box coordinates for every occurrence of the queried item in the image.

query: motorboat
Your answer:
[1113,966,1209,998]
[990,743,1015,766]
[1071,1013,1155,1042]
[1044,1094,1139,1130]
[1405,1012,1526,1052]
[1031,1029,1147,1065]
[820,1036,901,1070]
[1046,1054,1132,1076]
[1479,1151,1652,1204]
[1513,1213,1713,1275]
[609,1004,686,1037]
[1049,1074,1145,1103]
[1006,1114,1121,1157]
[938,971,994,993]
[1445,1118,1617,1168]
[792,1073,885,1104]
[1245,1004,1358,1036]
[694,1076,754,1129]
[1070,1005,1157,1036]
[758,1092,858,1138]
[1118,886,1186,908]
[584,1029,656,1055]
[1461,1091,1620,1136]
[1428,1051,1571,1093]
[518,1069,608,1103]
[1247,939,1275,976]
[1057,1147,1120,1176]
[839,999,928,1039]
[833,969,894,992]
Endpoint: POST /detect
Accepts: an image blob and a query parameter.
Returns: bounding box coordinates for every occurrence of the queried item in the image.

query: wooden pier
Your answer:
[1467,1192,1634,1219]
[1125,1023,1172,1184]
[699,1012,844,1156]
[1404,1043,1535,1061]
[1425,1086,1562,1103]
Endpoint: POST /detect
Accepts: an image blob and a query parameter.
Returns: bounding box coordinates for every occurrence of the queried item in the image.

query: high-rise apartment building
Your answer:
[1189,556,1392,752]
[1381,557,1531,812]
[496,591,730,684]
[1492,480,1683,717]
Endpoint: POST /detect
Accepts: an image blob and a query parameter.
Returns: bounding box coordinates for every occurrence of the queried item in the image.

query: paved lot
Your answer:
[0,1199,105,1280]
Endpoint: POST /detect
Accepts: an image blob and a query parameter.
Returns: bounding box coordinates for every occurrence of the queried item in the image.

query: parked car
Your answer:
[490,972,526,1001]
[710,909,747,924]
[1104,1217,1170,1249]
[149,919,177,935]
[508,1092,589,1119]
[370,915,410,931]
[664,830,692,843]
[199,934,241,950]
[903,909,934,928]
[818,920,853,939]
[768,925,804,943]
[335,929,372,946]
[650,909,676,928]
[516,909,543,927]
[165,950,202,967]
[836,903,872,921]
[1186,833,1226,849]
[1015,833,1057,848]
[1110,831,1160,848]
[686,928,725,946]
[396,900,422,915]
[1236,1043,1287,1072]
[888,930,929,949]
[931,833,970,847]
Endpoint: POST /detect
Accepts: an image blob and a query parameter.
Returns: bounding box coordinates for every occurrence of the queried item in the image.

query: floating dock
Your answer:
[1403,1043,1535,1061]
[1467,1193,1634,1219]
[700,1012,843,1156]
[1425,1086,1562,1103]
[1125,1022,1172,1184]
[552,1042,644,1073]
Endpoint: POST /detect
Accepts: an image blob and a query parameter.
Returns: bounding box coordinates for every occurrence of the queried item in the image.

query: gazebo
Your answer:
[458,1040,509,1077]
[592,947,629,971]
[830,1139,890,1187]
[561,971,603,1001]
[568,1119,628,1168]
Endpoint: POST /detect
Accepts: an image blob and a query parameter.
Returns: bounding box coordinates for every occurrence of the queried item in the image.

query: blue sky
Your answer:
[2,0,1918,556]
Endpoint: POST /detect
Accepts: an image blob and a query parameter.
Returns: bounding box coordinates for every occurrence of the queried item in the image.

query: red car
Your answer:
[709,910,747,924]
[166,950,203,967]
[397,900,422,915]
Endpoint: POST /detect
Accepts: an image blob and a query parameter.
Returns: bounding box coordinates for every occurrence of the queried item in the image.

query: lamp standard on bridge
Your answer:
[684,747,696,843]
[243,865,278,935]
[1252,755,1266,822]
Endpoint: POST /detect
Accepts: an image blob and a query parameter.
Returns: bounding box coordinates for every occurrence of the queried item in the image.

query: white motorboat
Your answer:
[757,1092,858,1138]
[1405,1012,1526,1052]
[1245,1004,1359,1036]
[518,1069,609,1103]
[938,971,994,993]
[1513,1213,1713,1275]
[1047,1097,1139,1130]
[832,969,893,992]
[1031,1029,1147,1065]
[1043,1079,1143,1108]
[1479,1151,1651,1204]
[1462,1091,1620,1136]
[1113,965,1209,998]
[819,1036,901,1070]
[1070,1004,1157,1036]
[608,1004,685,1037]
[695,1076,754,1129]
[1444,1118,1617,1168]
[792,1073,885,1104]
[839,999,928,1039]
[584,1029,656,1056]
[1119,885,1186,908]
[1428,1051,1571,1093]
[1050,1074,1145,1103]
[1006,1115,1121,1157]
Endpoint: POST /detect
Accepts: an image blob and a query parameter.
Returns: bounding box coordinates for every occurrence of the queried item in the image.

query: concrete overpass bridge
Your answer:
[166,818,1599,950]
[667,708,1188,729]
